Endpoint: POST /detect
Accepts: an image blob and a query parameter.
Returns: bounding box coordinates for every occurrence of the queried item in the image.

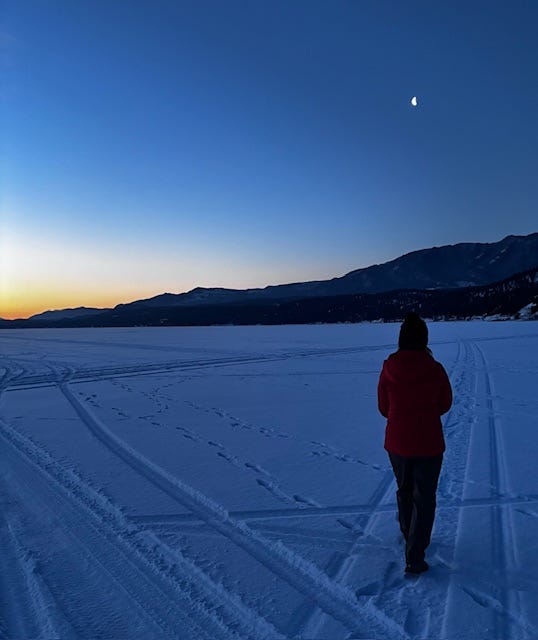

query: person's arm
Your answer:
[377,364,389,418]
[437,364,453,415]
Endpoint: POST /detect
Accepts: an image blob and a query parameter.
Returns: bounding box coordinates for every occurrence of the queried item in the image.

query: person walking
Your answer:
[377,312,452,574]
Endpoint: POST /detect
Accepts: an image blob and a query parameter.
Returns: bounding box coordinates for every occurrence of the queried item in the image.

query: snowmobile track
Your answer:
[3,342,446,391]
[0,415,284,640]
[59,381,409,639]
[475,342,523,640]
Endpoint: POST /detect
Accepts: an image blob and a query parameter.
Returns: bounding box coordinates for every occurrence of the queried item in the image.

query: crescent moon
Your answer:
[411,96,418,107]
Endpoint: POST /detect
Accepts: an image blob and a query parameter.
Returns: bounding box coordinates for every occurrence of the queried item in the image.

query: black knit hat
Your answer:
[398,312,428,350]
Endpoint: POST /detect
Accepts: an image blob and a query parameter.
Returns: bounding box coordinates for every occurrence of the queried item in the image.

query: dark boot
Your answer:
[405,560,429,575]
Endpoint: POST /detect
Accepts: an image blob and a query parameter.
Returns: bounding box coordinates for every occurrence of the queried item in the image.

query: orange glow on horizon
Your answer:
[0,290,160,321]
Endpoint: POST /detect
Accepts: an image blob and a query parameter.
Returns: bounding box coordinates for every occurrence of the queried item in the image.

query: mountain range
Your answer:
[116,232,538,310]
[2,232,537,327]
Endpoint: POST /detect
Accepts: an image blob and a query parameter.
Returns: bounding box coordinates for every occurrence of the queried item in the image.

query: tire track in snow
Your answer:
[0,362,28,394]
[391,338,476,640]
[155,521,353,551]
[0,415,284,640]
[291,470,396,638]
[0,380,70,639]
[60,382,408,639]
[436,342,534,639]
[412,339,479,640]
[3,343,413,391]
[0,512,77,640]
[474,342,524,639]
[6,355,272,389]
[433,340,485,640]
[0,504,74,640]
[131,492,538,528]
[0,423,184,639]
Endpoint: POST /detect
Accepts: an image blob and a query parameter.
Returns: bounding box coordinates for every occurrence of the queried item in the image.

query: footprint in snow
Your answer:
[404,606,428,636]
[461,586,501,610]
[216,451,240,467]
[256,478,294,504]
[355,580,380,597]
[381,561,405,591]
[244,462,271,477]
[337,518,362,533]
[515,508,538,518]
[293,494,321,507]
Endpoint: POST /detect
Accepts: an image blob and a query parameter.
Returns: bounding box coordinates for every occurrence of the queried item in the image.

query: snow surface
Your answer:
[0,322,537,639]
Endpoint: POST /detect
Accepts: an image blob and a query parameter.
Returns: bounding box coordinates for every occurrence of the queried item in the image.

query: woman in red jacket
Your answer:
[378,313,452,574]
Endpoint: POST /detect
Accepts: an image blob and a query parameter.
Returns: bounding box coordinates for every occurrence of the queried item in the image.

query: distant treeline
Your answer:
[2,267,536,329]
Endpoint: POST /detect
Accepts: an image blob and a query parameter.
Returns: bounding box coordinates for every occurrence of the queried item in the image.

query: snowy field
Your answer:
[0,321,537,640]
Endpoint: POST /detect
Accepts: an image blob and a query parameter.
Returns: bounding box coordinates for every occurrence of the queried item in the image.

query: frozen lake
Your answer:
[0,322,537,639]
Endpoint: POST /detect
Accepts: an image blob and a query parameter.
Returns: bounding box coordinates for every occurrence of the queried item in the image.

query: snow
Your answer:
[0,322,537,639]
[518,303,536,319]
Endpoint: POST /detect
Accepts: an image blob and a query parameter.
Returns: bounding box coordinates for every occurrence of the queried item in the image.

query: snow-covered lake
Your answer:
[0,322,536,639]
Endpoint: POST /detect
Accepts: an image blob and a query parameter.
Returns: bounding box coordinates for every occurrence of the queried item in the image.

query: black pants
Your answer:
[388,452,443,565]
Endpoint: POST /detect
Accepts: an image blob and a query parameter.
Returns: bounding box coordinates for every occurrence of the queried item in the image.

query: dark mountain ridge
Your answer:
[5,267,537,328]
[118,232,538,310]
[2,232,537,326]
[29,307,110,321]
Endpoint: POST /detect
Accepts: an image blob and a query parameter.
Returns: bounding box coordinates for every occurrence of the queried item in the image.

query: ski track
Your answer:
[59,381,408,639]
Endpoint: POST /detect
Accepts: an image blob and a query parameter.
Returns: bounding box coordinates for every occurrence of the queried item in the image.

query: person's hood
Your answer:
[383,350,436,384]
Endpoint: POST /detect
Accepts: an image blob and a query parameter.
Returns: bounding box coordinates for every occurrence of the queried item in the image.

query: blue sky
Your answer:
[1,1,537,317]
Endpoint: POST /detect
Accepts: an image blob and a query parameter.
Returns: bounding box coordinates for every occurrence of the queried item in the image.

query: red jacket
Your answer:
[378,350,452,457]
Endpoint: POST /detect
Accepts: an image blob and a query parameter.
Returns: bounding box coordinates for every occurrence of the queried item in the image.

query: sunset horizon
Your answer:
[2,2,536,323]
[1,3,537,637]
[3,229,536,321]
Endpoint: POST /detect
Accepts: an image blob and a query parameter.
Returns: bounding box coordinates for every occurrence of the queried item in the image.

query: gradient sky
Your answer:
[1,1,537,319]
